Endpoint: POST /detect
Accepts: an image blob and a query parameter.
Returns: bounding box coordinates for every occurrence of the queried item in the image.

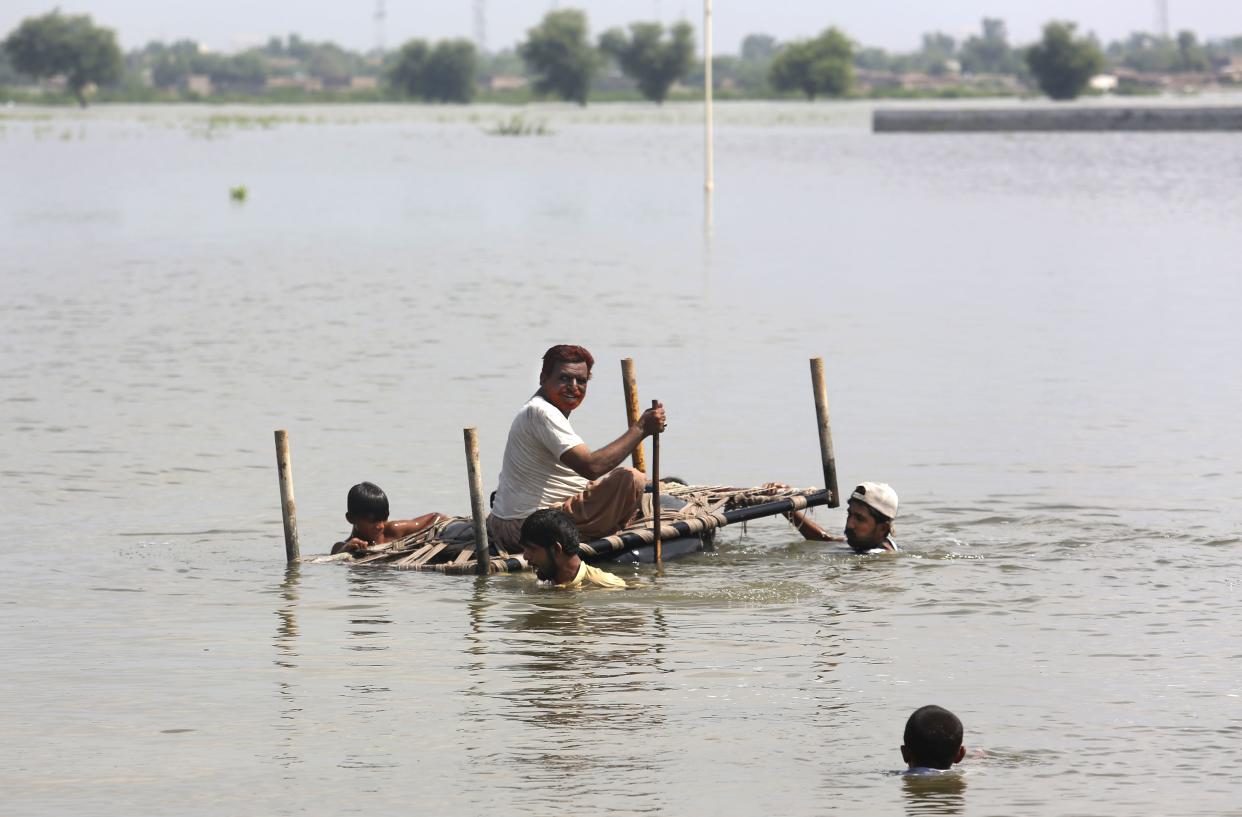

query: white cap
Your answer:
[849,482,898,520]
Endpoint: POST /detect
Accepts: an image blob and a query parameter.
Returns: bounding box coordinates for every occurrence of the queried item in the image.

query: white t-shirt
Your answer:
[492,394,589,520]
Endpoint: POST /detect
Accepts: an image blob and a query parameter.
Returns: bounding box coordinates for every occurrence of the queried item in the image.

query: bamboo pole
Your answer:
[463,427,491,576]
[621,358,647,472]
[273,429,300,563]
[651,399,662,565]
[704,0,714,194]
[809,358,840,508]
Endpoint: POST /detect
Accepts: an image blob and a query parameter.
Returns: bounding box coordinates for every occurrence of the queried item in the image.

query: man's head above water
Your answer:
[844,482,898,553]
[902,705,965,770]
[520,507,582,583]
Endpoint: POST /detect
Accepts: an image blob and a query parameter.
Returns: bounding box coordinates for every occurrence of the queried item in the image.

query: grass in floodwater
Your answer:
[487,113,551,137]
[206,113,282,130]
[184,111,338,139]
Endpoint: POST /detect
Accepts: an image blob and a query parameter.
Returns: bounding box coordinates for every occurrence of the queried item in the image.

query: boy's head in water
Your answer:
[902,705,965,770]
[346,482,390,543]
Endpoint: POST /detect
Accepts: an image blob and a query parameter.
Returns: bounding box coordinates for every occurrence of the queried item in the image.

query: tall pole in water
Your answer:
[809,359,840,508]
[704,0,714,198]
[274,429,300,563]
[651,400,662,565]
[621,358,647,472]
[463,428,491,576]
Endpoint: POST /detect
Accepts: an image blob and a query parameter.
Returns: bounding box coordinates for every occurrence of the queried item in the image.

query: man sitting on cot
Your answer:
[520,508,627,589]
[486,344,666,553]
[786,481,900,553]
[332,481,447,556]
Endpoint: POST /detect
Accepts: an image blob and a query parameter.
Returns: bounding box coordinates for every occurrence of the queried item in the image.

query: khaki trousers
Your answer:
[487,467,647,552]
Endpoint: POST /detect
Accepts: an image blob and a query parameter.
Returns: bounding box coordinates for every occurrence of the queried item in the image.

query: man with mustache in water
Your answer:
[520,508,627,589]
[786,482,900,553]
[486,344,666,555]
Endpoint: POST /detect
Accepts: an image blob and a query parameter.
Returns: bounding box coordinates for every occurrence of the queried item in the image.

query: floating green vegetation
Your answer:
[487,114,551,137]
[206,113,282,130]
[229,185,248,202]
[0,109,52,122]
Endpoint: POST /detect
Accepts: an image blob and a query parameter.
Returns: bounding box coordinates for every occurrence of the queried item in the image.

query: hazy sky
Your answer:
[3,1,1241,55]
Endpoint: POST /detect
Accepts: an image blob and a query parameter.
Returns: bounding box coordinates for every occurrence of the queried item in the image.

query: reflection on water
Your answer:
[809,599,845,727]
[338,570,397,772]
[274,564,303,774]
[499,598,667,726]
[497,598,669,791]
[274,564,300,669]
[901,772,967,816]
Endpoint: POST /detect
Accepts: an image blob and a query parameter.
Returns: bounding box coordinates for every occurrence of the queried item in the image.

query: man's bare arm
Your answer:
[384,512,447,540]
[786,510,844,542]
[560,403,665,480]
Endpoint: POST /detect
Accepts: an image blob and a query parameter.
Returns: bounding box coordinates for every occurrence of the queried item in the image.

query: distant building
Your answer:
[1111,67,1166,90]
[489,74,528,92]
[855,69,903,91]
[265,76,322,92]
[1089,74,1119,92]
[186,75,212,96]
[855,69,1023,96]
[350,76,379,91]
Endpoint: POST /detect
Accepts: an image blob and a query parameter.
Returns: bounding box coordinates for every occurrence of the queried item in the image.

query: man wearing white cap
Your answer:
[787,482,900,553]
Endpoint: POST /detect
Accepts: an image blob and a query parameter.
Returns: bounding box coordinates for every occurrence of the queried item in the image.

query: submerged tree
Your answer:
[205,52,267,91]
[388,38,477,103]
[147,39,202,89]
[769,27,853,99]
[388,40,431,97]
[518,9,599,105]
[598,21,695,104]
[3,11,122,106]
[960,18,1019,75]
[741,33,778,63]
[1026,22,1104,100]
[1175,30,1210,73]
[424,40,478,102]
[0,50,20,85]
[919,31,957,75]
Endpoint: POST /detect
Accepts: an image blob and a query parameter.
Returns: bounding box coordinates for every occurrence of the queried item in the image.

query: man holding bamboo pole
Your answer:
[486,344,667,553]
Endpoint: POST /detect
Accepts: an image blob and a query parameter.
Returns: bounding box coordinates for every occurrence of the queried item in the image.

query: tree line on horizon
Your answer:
[4,8,1242,107]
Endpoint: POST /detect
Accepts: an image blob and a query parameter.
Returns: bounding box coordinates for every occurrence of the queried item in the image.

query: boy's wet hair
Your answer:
[347,482,389,522]
[904,705,963,770]
[540,344,595,381]
[520,508,580,557]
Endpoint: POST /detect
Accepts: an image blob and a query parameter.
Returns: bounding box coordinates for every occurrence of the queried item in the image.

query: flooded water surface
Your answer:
[2,101,1240,815]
